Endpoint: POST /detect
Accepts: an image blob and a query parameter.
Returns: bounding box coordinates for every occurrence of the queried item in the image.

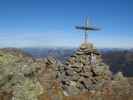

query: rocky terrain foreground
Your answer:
[0,44,133,100]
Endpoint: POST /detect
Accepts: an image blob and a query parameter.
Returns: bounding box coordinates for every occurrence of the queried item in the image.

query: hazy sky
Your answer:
[0,0,132,48]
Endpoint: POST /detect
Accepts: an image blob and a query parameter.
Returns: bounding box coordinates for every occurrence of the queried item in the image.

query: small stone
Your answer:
[71,75,80,81]
[81,79,92,90]
[47,56,57,64]
[71,65,80,68]
[80,72,92,78]
[83,66,91,72]
[73,67,82,73]
[76,51,84,55]
[70,81,77,86]
[62,79,70,85]
[113,72,126,81]
[80,43,93,50]
[66,70,75,76]
[66,85,80,95]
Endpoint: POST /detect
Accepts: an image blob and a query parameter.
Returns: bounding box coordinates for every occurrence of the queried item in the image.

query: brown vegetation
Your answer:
[38,79,133,100]
[0,91,12,100]
[38,80,114,100]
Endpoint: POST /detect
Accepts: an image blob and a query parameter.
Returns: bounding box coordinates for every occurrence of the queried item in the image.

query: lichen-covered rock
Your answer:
[12,79,43,100]
[113,71,126,81]
[0,49,43,100]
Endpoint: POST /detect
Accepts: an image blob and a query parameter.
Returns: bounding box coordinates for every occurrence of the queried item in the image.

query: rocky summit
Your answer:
[0,45,132,100]
[57,43,112,95]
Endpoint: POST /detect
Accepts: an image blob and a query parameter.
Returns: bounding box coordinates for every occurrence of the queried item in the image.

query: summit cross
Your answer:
[76,17,100,43]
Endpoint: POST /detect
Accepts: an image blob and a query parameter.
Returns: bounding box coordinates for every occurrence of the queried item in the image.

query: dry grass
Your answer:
[0,91,12,100]
[38,79,133,100]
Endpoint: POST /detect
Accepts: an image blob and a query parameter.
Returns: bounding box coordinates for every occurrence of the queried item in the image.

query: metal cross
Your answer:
[76,17,100,43]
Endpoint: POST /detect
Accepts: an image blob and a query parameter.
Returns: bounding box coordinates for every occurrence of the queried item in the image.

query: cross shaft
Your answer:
[76,17,100,43]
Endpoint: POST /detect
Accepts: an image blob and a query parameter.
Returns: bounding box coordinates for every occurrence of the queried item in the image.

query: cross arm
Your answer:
[75,26,100,31]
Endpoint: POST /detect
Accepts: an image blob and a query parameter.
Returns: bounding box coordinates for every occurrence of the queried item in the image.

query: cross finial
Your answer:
[76,17,100,43]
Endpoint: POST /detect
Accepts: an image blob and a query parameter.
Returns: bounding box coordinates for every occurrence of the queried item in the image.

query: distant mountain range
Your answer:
[22,47,133,77]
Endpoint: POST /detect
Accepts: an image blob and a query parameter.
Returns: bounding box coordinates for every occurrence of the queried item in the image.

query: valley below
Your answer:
[23,47,133,76]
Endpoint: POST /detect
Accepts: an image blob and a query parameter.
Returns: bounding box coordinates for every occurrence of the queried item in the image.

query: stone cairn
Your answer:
[57,43,112,95]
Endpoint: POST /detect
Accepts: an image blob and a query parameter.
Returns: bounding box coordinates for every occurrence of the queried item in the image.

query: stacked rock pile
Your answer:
[38,56,61,90]
[57,43,112,95]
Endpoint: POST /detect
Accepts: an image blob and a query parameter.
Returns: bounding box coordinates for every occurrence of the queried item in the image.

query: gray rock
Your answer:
[73,67,82,73]
[57,43,112,95]
[80,72,92,78]
[47,56,57,64]
[66,85,80,95]
[76,51,84,55]
[82,79,92,86]
[66,69,75,76]
[71,75,80,81]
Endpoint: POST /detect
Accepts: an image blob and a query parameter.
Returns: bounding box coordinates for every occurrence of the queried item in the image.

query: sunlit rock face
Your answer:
[57,43,112,95]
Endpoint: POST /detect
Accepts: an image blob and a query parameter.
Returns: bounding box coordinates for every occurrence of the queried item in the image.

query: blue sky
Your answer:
[0,0,132,48]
